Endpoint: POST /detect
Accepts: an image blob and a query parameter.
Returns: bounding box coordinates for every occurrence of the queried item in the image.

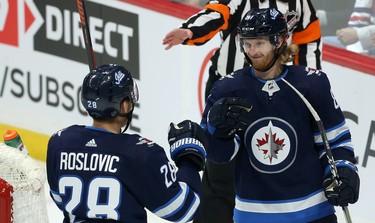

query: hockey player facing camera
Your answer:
[46,64,207,222]
[201,8,360,223]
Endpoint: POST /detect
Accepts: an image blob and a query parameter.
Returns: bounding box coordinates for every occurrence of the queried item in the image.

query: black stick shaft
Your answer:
[76,0,96,71]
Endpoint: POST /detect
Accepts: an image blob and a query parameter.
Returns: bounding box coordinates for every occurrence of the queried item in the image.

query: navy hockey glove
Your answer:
[323,161,360,207]
[207,97,252,139]
[168,120,207,171]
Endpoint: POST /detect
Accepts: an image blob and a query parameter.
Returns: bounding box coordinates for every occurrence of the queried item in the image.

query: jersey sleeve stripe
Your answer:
[313,121,349,144]
[153,182,188,217]
[153,181,201,221]
[176,192,200,223]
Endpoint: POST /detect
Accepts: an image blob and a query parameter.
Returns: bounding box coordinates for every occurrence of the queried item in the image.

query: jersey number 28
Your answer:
[59,176,121,220]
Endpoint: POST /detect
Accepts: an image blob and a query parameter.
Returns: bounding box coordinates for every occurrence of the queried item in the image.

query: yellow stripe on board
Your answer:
[0,123,49,161]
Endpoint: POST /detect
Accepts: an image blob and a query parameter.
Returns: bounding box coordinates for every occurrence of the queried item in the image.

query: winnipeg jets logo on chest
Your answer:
[244,117,298,174]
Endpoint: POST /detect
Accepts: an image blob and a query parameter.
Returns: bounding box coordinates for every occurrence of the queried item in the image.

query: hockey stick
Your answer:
[281,78,352,223]
[76,0,96,71]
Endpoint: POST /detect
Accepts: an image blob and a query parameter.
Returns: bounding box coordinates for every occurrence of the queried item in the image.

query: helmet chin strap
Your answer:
[118,108,134,134]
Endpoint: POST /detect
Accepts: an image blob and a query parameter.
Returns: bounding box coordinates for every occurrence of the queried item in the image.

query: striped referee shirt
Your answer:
[182,0,322,76]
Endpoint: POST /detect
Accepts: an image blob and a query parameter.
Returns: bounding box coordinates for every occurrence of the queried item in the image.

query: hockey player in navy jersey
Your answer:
[46,64,207,223]
[200,8,360,223]
[164,1,323,222]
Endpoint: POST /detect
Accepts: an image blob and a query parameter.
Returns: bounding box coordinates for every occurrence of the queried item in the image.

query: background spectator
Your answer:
[313,0,355,36]
[322,0,375,56]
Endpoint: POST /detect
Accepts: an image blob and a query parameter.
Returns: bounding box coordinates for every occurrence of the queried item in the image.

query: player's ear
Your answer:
[276,36,284,49]
[120,99,132,114]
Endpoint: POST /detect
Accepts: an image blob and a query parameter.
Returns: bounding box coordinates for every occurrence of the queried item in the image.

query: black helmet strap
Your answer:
[119,107,134,134]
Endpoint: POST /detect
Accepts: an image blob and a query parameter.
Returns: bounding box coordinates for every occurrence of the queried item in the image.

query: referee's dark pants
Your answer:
[193,160,236,223]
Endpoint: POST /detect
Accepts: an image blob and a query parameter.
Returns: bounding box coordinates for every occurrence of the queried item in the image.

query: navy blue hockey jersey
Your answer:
[201,65,356,223]
[46,126,201,222]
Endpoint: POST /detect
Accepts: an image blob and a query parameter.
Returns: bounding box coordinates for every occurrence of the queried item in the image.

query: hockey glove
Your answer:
[323,161,360,207]
[168,120,207,171]
[207,97,252,139]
